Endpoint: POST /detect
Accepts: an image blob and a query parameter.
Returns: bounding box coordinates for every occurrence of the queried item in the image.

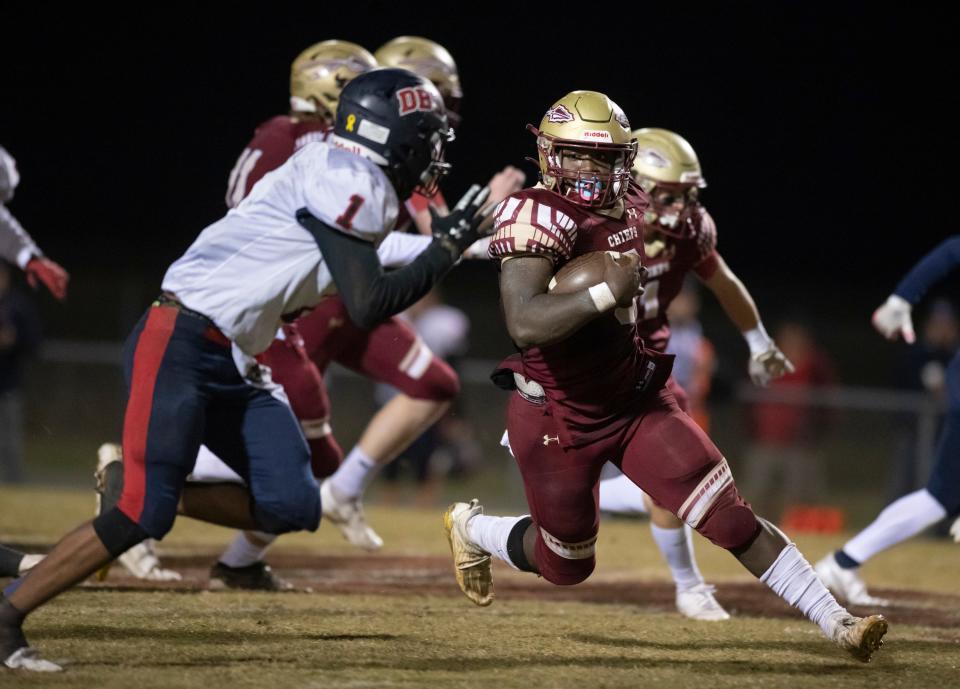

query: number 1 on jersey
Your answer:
[336,194,366,230]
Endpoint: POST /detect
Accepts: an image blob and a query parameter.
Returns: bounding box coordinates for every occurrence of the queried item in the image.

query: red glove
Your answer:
[25,257,69,300]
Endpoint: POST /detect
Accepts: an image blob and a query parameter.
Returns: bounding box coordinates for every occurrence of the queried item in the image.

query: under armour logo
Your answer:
[626,207,640,220]
[543,435,560,445]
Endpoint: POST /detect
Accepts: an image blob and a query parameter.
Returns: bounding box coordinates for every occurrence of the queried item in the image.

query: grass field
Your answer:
[2,485,959,688]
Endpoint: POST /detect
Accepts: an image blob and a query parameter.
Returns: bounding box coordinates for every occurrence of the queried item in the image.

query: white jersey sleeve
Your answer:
[376,232,433,268]
[0,147,20,203]
[0,204,41,268]
[0,148,41,268]
[299,148,397,244]
[162,142,399,359]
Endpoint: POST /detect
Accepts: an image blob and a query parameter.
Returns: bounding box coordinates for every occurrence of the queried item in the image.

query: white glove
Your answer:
[744,324,795,387]
[749,347,796,386]
[118,540,182,581]
[872,294,915,343]
[950,517,960,543]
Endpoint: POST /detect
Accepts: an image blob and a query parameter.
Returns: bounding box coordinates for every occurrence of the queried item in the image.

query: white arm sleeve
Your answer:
[376,232,433,268]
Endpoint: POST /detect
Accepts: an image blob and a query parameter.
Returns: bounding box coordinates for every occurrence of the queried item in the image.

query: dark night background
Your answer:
[2,3,959,382]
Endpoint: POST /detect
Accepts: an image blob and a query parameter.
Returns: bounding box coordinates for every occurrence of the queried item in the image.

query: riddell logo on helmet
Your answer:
[582,130,612,141]
[396,87,436,115]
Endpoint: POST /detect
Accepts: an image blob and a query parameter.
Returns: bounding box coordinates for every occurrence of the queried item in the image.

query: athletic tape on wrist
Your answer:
[743,323,773,356]
[588,282,617,312]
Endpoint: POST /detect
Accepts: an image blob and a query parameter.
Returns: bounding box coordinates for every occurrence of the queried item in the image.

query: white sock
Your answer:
[598,473,649,514]
[761,543,848,638]
[467,514,528,571]
[843,488,947,565]
[650,524,704,591]
[219,530,278,568]
[329,446,379,500]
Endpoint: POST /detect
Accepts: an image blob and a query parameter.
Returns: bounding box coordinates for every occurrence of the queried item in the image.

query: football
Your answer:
[548,251,622,294]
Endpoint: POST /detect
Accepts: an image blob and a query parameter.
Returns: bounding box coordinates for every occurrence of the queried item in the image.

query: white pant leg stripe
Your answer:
[399,337,433,380]
[678,458,734,529]
[539,527,597,560]
[300,418,332,439]
[500,430,514,457]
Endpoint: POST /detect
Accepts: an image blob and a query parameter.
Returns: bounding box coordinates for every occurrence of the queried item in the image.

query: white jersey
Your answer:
[162,142,399,356]
[0,145,43,268]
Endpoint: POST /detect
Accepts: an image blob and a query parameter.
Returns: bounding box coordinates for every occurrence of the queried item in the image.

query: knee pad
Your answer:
[535,526,597,586]
[254,483,321,534]
[679,458,759,550]
[93,507,151,557]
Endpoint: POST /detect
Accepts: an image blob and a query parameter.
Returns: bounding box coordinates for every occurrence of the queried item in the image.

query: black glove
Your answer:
[430,184,492,257]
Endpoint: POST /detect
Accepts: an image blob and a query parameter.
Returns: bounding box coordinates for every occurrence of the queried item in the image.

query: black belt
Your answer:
[153,293,230,347]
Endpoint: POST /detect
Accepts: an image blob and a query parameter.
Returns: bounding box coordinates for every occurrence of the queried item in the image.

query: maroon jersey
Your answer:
[489,185,672,447]
[225,115,330,207]
[638,206,719,352]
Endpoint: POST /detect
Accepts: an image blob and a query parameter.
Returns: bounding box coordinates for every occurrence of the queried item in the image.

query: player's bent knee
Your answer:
[675,457,759,549]
[93,507,152,557]
[253,484,321,534]
[926,483,960,517]
[697,502,760,550]
[407,359,460,401]
[535,527,597,585]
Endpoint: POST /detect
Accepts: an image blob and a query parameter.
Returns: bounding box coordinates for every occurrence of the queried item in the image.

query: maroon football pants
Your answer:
[261,297,460,478]
[505,387,757,585]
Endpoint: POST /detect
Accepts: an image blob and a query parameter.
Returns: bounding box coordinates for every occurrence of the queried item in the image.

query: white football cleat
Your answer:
[319,480,383,551]
[815,554,890,607]
[676,583,730,621]
[829,614,888,662]
[118,540,182,582]
[3,647,62,672]
[443,499,493,607]
[950,516,960,543]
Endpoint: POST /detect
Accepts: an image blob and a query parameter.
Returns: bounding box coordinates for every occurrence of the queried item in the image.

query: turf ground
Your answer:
[2,485,959,688]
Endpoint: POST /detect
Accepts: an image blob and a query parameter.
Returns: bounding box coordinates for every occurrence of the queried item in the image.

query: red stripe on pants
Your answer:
[118,307,177,523]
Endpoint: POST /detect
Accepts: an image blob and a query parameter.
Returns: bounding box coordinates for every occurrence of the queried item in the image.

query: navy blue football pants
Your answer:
[926,351,960,515]
[116,305,320,539]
